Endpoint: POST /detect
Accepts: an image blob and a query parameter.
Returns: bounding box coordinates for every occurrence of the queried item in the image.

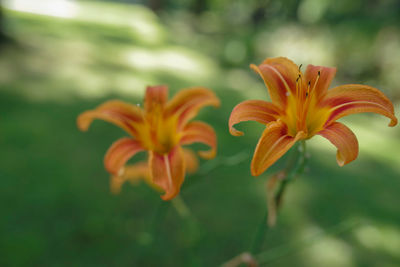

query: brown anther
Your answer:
[318,70,321,76]
[299,64,303,71]
[308,81,311,86]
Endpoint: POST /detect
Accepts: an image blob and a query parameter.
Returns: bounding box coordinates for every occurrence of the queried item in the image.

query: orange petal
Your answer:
[111,161,162,193]
[180,121,217,159]
[250,57,300,109]
[318,122,359,166]
[149,147,185,200]
[77,100,144,136]
[182,148,199,174]
[104,138,144,175]
[251,121,306,176]
[144,85,168,112]
[165,87,220,128]
[110,175,126,195]
[110,161,150,194]
[229,100,281,136]
[322,84,398,127]
[304,64,336,100]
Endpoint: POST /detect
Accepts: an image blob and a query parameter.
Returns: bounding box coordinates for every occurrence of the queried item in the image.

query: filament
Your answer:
[310,70,321,96]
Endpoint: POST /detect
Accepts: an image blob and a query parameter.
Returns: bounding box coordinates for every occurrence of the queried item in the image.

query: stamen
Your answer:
[311,70,321,94]
[296,74,301,97]
[298,73,303,86]
[298,64,303,71]
[306,81,311,97]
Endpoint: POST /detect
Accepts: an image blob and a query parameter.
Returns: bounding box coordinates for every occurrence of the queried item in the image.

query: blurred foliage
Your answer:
[0,0,400,266]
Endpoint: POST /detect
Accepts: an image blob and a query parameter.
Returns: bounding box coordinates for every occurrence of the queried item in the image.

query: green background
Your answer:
[1,0,400,266]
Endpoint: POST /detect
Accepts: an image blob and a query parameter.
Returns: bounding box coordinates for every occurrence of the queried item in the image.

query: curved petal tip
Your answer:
[230,127,244,136]
[77,111,92,131]
[198,149,216,159]
[389,117,398,127]
[228,100,281,137]
[318,122,359,167]
[336,156,345,167]
[249,63,260,74]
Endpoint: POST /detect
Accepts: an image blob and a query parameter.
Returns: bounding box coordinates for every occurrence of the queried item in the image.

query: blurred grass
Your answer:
[1,1,400,266]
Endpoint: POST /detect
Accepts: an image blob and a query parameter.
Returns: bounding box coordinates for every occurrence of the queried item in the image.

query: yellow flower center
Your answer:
[139,107,180,154]
[282,71,330,138]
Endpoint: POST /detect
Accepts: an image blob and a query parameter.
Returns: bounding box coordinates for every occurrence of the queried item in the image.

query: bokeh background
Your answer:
[1,0,400,266]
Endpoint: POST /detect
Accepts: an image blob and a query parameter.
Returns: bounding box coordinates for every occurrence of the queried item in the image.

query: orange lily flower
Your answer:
[78,85,219,200]
[229,57,397,176]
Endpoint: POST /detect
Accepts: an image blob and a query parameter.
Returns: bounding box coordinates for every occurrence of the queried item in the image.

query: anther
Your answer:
[318,70,321,76]
[299,64,303,71]
[306,81,311,98]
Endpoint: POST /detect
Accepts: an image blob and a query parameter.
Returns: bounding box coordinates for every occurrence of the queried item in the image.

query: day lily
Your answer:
[78,85,219,200]
[229,57,397,176]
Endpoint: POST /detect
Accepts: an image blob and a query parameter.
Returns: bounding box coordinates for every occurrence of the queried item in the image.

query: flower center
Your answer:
[283,70,329,138]
[142,108,179,154]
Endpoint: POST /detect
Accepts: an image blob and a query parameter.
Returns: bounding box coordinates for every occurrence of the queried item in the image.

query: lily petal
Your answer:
[149,146,185,200]
[251,121,306,176]
[144,85,168,112]
[77,100,143,136]
[304,64,336,100]
[104,138,144,175]
[182,148,199,174]
[318,122,358,166]
[110,161,150,194]
[250,57,300,109]
[323,84,398,127]
[165,87,220,128]
[180,121,217,159]
[229,100,281,136]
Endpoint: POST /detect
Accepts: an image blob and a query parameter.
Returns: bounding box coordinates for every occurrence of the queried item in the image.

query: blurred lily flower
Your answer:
[78,85,219,200]
[229,57,397,176]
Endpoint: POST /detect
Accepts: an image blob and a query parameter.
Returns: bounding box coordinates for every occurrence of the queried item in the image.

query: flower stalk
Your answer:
[251,141,307,255]
[275,140,307,209]
[171,195,191,219]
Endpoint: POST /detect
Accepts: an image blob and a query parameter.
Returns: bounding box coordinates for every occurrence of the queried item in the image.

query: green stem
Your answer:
[276,141,307,207]
[171,195,203,246]
[250,210,269,254]
[250,140,308,254]
[288,140,307,179]
[171,195,191,218]
[144,200,168,248]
